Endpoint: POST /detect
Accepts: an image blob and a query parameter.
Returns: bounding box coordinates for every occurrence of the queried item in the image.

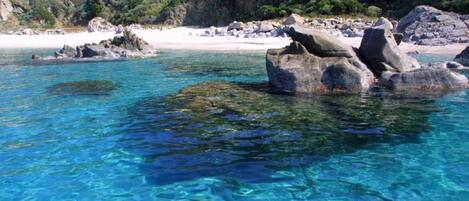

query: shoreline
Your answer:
[0,27,467,55]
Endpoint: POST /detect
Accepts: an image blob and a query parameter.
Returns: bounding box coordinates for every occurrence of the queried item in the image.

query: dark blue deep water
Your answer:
[0,49,468,200]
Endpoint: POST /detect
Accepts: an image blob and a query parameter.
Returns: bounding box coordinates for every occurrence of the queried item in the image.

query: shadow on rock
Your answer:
[47,80,119,96]
[119,81,439,186]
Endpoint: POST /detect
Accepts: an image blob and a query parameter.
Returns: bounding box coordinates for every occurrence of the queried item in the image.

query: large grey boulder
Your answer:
[283,14,304,25]
[266,41,374,95]
[87,17,117,32]
[379,67,468,91]
[0,0,13,21]
[228,21,246,31]
[286,25,356,58]
[359,23,420,76]
[455,46,469,66]
[374,17,393,30]
[256,21,275,33]
[396,5,469,45]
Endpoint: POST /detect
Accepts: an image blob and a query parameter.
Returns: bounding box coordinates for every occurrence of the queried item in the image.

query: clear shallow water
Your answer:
[0,49,468,200]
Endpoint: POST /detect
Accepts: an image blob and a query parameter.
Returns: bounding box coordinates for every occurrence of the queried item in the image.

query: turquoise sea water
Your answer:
[0,49,468,200]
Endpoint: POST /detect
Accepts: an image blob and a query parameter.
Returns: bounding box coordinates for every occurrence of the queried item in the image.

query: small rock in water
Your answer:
[455,46,469,66]
[47,80,118,96]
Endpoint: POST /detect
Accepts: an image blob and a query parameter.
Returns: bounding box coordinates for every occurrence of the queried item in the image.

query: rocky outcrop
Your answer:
[266,27,374,95]
[455,46,469,66]
[359,23,420,76]
[0,0,13,21]
[378,67,468,92]
[396,5,469,46]
[267,19,468,96]
[87,17,117,32]
[54,45,77,58]
[201,20,286,38]
[34,30,155,62]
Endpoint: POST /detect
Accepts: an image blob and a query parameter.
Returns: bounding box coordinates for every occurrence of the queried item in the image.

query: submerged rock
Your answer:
[455,46,469,66]
[147,81,435,152]
[124,81,438,184]
[359,21,420,76]
[47,80,118,96]
[396,6,469,45]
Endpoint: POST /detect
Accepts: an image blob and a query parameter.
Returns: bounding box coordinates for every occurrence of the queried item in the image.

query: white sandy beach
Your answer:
[0,27,467,54]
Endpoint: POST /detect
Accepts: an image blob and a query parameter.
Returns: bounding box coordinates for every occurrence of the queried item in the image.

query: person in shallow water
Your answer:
[120,81,437,185]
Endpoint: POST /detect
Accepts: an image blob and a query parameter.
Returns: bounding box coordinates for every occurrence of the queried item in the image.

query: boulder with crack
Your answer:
[359,20,421,76]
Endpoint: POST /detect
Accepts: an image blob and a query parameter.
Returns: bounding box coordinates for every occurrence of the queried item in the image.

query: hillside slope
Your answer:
[0,0,468,29]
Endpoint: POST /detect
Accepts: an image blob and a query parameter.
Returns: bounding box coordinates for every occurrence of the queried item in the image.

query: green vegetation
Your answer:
[29,0,56,28]
[2,0,468,29]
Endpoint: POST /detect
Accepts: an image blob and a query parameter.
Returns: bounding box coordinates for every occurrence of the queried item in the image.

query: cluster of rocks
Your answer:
[87,17,143,33]
[199,14,380,39]
[266,18,468,95]
[1,28,66,35]
[396,5,469,46]
[33,29,155,62]
[200,20,288,38]
[305,17,376,38]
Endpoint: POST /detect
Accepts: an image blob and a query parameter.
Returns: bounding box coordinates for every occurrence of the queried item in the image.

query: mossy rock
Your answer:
[47,80,118,96]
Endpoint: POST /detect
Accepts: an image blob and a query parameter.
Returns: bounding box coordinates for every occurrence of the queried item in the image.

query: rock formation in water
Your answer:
[47,80,118,96]
[266,25,375,95]
[396,5,469,46]
[267,19,468,95]
[378,68,468,92]
[455,46,469,66]
[33,29,155,62]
